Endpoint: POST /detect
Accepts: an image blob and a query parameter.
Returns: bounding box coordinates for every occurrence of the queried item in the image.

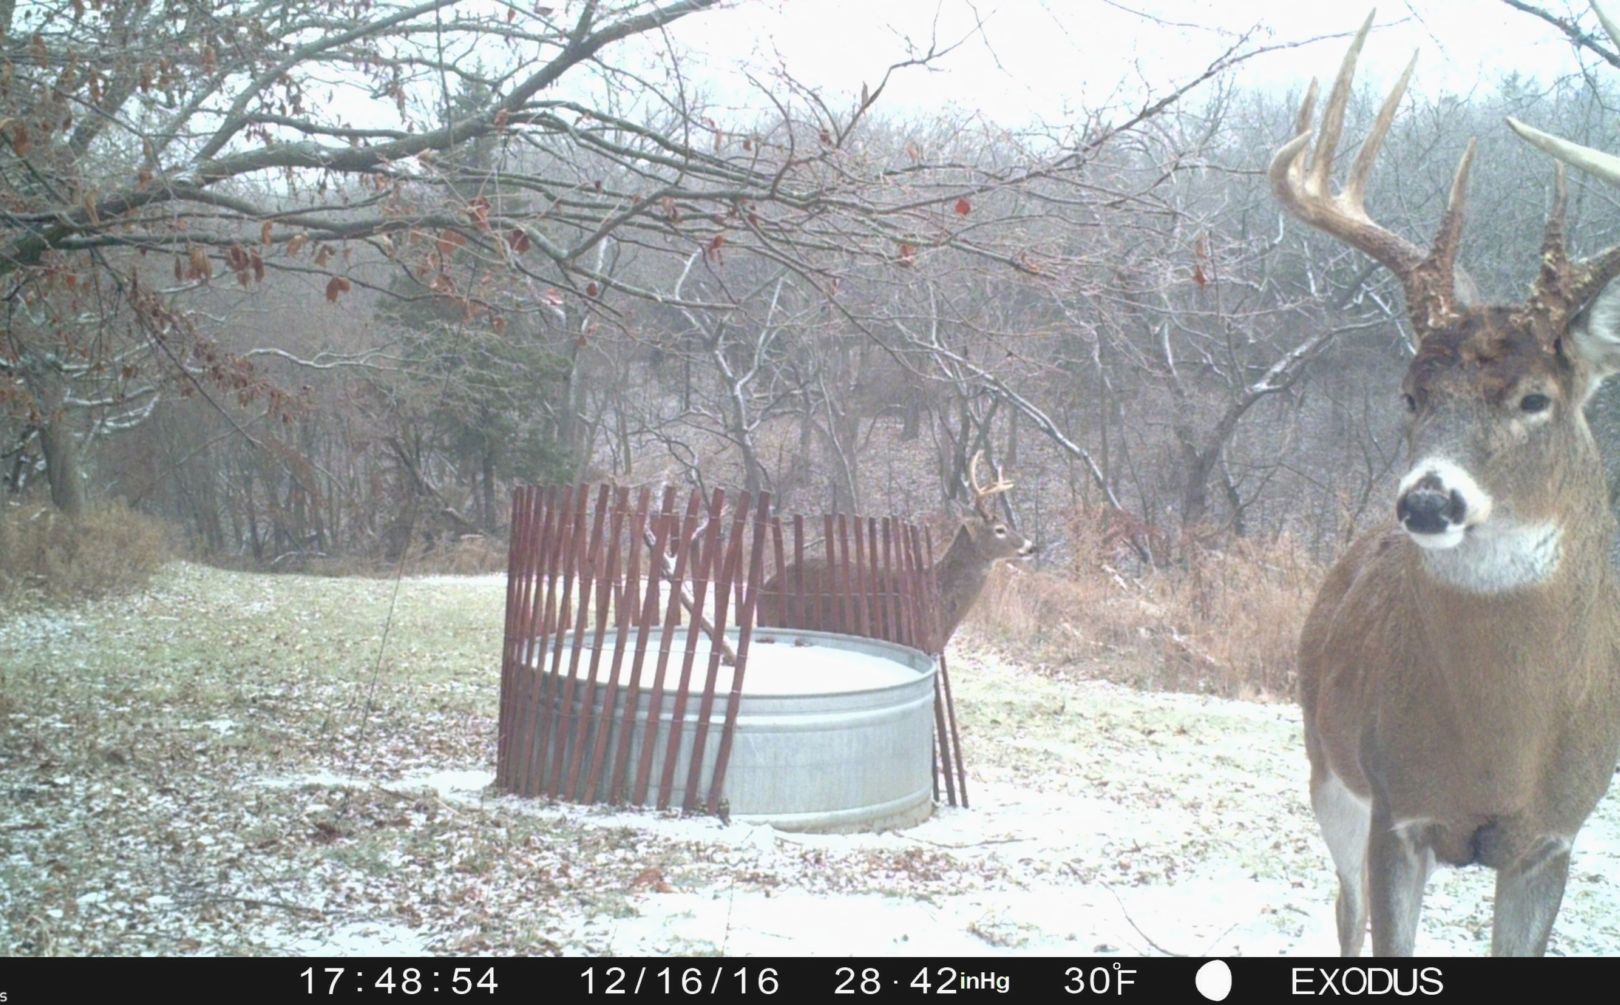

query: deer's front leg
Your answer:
[1367,804,1431,957]
[1491,836,1571,957]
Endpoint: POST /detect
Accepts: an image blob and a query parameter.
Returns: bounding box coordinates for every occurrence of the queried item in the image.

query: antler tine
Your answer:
[1505,3,1620,186]
[1270,14,1427,277]
[1306,10,1377,199]
[1507,3,1620,310]
[968,450,1014,518]
[1427,139,1477,278]
[1293,77,1319,140]
[986,465,1015,499]
[1597,0,1620,50]
[1518,163,1615,345]
[1345,51,1418,212]
[969,450,991,517]
[1271,10,1477,333]
[1507,116,1620,189]
[1531,164,1574,310]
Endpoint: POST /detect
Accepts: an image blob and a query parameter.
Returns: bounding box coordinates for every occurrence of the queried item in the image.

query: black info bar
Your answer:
[0,956,1600,1001]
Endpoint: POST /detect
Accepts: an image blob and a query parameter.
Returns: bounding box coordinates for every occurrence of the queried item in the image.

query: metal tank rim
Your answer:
[529,626,936,701]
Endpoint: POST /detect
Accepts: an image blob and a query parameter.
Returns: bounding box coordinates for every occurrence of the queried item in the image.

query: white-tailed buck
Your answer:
[1278,10,1620,956]
[758,452,1035,646]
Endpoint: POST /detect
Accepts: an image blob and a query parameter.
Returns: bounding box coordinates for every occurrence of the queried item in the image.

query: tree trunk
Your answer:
[481,441,497,533]
[1221,460,1246,537]
[241,463,264,560]
[1174,435,1210,531]
[901,397,921,441]
[39,418,86,517]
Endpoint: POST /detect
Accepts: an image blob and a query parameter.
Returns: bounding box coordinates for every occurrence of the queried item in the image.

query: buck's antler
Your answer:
[969,450,1014,519]
[1270,10,1477,333]
[1505,2,1620,322]
[1508,0,1620,189]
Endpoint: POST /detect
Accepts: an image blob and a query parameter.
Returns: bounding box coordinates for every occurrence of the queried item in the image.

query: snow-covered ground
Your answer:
[357,668,1620,958]
[3,562,1619,956]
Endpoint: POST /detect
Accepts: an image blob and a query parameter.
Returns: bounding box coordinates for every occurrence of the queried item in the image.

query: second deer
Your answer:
[758,452,1035,647]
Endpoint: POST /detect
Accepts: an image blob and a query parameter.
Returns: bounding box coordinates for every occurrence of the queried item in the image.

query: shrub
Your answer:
[963,509,1320,701]
[284,533,510,578]
[0,500,173,606]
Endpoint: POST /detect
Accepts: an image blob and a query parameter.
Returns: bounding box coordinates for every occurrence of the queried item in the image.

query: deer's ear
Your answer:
[1569,275,1620,391]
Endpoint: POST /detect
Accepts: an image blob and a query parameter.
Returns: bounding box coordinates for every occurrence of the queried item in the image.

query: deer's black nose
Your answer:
[1397,486,1466,534]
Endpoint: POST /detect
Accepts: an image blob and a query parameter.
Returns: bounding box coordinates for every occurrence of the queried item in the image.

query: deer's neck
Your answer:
[1411,499,1616,716]
[1416,520,1566,595]
[1414,473,1614,603]
[932,526,991,644]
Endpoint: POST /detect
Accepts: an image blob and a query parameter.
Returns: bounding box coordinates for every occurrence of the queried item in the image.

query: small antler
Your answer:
[1270,10,1475,334]
[969,450,1014,518]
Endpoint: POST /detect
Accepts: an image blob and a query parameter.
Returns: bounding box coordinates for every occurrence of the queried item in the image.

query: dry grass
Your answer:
[229,534,512,579]
[0,500,173,607]
[963,511,1321,701]
[302,533,512,577]
[406,534,509,575]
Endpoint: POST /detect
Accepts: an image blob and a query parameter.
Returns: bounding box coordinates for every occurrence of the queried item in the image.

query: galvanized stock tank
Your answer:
[534,627,938,833]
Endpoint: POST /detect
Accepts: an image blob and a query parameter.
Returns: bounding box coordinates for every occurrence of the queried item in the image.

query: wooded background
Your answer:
[7,0,1620,570]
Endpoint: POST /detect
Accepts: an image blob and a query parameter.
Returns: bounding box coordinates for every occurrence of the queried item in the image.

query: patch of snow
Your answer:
[257,771,368,791]
[254,769,496,802]
[270,920,431,957]
[386,769,495,801]
[0,610,88,648]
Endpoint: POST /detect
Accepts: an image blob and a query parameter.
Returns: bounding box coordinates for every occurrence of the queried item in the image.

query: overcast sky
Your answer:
[658,1,1600,125]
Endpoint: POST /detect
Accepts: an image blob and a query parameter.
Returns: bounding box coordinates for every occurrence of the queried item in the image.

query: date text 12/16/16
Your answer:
[580,966,781,995]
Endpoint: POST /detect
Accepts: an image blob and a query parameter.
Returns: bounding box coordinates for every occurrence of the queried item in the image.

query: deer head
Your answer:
[956,450,1036,563]
[1271,12,1620,573]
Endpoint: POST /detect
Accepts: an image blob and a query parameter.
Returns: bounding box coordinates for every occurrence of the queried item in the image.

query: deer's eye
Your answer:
[1403,393,1417,413]
[994,527,1007,537]
[1520,393,1551,414]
